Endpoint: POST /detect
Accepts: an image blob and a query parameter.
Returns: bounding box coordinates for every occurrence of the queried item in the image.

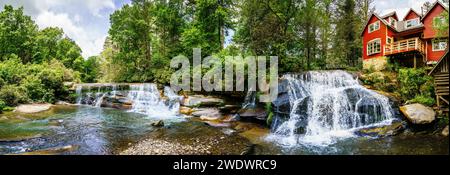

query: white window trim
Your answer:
[405,18,420,29]
[389,17,397,27]
[367,38,381,55]
[386,36,393,44]
[432,39,448,51]
[368,21,380,33]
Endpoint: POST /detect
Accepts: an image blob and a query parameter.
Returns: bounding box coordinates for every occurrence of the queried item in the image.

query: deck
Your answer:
[384,37,425,56]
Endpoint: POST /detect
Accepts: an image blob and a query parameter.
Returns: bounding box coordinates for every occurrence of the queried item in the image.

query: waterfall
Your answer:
[127,84,180,118]
[268,70,396,147]
[75,85,82,105]
[242,89,257,109]
[74,83,181,119]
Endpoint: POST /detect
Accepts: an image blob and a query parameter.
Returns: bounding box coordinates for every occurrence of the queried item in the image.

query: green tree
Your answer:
[0,5,38,63]
[433,11,449,37]
[32,27,64,63]
[81,56,100,83]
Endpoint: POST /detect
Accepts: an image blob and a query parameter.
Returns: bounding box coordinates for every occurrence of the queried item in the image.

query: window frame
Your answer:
[386,36,393,44]
[367,38,382,55]
[389,17,397,27]
[432,38,448,51]
[368,21,380,33]
[405,18,420,29]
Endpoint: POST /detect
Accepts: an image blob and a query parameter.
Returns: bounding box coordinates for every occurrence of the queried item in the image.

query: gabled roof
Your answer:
[381,11,399,21]
[429,48,449,75]
[360,13,396,36]
[403,8,422,21]
[421,0,449,21]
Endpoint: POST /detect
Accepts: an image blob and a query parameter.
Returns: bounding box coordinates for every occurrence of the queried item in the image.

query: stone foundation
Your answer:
[363,57,388,71]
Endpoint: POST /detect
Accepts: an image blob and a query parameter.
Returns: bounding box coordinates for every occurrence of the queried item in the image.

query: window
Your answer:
[367,39,381,55]
[387,37,393,44]
[405,18,419,28]
[432,38,448,51]
[368,21,380,33]
[389,17,397,27]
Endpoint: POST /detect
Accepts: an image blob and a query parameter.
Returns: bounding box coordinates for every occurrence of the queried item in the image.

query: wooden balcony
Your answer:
[384,37,425,56]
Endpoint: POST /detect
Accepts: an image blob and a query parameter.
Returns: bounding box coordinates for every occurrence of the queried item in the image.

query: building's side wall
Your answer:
[423,4,447,63]
[362,16,388,60]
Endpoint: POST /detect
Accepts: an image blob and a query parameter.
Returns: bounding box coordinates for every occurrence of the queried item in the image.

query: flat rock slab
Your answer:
[192,108,222,121]
[182,95,224,107]
[400,103,436,125]
[14,104,52,114]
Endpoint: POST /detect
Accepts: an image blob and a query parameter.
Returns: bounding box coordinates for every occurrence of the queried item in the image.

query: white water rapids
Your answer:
[267,70,396,147]
[75,83,181,119]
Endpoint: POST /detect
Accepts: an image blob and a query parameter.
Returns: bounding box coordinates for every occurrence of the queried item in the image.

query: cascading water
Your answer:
[268,70,396,147]
[75,85,82,105]
[127,84,180,118]
[242,89,257,109]
[75,83,181,119]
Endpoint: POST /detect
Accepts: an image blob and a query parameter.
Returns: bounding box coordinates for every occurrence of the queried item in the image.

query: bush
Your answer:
[0,100,5,113]
[397,68,435,106]
[0,57,79,105]
[0,85,28,106]
[20,75,53,103]
[409,95,436,106]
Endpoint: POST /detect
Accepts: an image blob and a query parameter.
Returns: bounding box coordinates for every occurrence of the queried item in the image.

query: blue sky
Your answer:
[0,0,438,58]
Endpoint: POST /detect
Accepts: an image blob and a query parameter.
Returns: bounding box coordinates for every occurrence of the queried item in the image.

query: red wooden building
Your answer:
[361,1,449,68]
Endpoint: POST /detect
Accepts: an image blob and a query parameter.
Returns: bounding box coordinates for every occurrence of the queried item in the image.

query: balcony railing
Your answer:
[384,37,425,56]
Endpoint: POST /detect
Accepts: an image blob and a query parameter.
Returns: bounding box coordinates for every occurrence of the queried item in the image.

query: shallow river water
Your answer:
[0,105,448,155]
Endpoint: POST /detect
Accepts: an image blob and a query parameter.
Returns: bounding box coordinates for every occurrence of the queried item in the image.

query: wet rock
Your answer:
[48,119,64,126]
[14,104,52,114]
[219,105,241,113]
[13,145,79,155]
[400,104,436,125]
[355,121,405,137]
[0,116,8,121]
[151,120,165,127]
[238,107,267,121]
[181,95,224,107]
[442,126,449,137]
[204,121,231,128]
[240,144,256,155]
[180,107,193,115]
[0,134,42,142]
[192,108,222,121]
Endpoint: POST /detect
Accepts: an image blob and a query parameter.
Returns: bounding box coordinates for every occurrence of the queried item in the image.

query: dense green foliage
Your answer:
[397,68,435,106]
[101,0,371,83]
[0,5,84,110]
[433,11,449,37]
[0,56,80,105]
[0,100,5,113]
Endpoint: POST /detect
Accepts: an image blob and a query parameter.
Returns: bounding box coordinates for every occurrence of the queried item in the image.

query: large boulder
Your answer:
[400,104,436,125]
[181,95,224,107]
[442,126,449,137]
[14,104,52,114]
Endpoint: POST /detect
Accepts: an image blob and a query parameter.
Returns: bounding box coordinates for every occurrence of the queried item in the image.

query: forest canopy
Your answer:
[100,0,372,84]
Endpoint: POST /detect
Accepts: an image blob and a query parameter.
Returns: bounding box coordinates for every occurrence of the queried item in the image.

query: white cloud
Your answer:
[35,11,99,58]
[376,0,437,19]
